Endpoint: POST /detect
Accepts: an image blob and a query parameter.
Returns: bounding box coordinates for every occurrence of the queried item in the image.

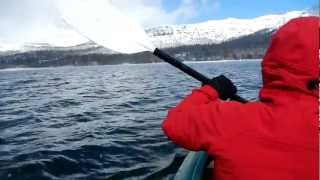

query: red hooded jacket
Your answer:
[162,17,319,180]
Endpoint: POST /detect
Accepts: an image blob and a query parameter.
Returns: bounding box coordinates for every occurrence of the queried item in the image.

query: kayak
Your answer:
[174,151,212,180]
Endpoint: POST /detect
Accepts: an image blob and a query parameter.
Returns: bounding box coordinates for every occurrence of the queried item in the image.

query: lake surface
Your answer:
[0,60,262,180]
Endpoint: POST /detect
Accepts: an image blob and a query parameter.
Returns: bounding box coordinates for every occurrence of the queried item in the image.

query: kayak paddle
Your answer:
[57,0,247,103]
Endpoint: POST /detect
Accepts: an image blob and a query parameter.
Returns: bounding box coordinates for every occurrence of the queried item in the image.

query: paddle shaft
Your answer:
[153,48,247,103]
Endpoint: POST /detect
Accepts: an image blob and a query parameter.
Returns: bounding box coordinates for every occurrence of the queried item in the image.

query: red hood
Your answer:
[259,16,319,102]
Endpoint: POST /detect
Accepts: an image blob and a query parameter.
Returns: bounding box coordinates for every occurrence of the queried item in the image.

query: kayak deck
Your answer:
[174,151,213,180]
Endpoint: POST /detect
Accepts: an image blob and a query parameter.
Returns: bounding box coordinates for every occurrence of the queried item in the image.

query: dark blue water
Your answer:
[0,60,262,180]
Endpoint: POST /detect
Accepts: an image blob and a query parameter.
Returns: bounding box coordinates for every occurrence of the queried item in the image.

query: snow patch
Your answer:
[0,10,309,52]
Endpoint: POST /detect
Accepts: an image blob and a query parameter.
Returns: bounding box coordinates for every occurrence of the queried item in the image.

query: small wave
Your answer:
[49,77,62,81]
[0,61,261,180]
[0,138,6,144]
[144,154,186,180]
[14,79,38,85]
[106,166,151,180]
[0,68,39,72]
[3,155,82,179]
[185,59,262,64]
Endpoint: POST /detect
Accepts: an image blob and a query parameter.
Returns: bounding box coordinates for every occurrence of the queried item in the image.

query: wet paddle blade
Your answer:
[57,0,155,54]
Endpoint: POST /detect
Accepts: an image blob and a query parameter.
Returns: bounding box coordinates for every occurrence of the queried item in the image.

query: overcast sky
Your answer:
[0,0,317,50]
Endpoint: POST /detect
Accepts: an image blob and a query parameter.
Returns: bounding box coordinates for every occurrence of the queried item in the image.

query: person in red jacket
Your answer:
[162,16,319,180]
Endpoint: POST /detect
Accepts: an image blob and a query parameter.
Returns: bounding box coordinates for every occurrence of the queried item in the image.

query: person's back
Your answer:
[162,17,319,180]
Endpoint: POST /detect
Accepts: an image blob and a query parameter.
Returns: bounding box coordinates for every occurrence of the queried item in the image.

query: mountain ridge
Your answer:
[0,28,274,69]
[0,10,310,53]
[0,10,312,69]
[146,10,308,48]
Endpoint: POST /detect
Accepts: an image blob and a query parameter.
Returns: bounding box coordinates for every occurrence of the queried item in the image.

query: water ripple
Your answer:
[0,61,261,179]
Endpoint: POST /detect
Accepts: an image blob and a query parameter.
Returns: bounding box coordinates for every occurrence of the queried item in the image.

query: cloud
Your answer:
[0,0,84,46]
[309,4,319,15]
[109,0,176,27]
[0,0,220,49]
[109,0,192,27]
[109,0,220,27]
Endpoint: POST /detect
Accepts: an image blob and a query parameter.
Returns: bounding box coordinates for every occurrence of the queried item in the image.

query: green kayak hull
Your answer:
[174,151,210,180]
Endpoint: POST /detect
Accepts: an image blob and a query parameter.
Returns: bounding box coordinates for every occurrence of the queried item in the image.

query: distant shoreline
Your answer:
[0,59,262,71]
[0,29,271,70]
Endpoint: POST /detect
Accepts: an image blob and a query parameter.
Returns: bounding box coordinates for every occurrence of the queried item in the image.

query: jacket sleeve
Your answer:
[162,85,259,152]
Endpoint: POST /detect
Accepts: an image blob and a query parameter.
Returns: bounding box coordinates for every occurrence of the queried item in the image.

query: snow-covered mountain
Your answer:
[146,11,310,48]
[0,10,310,53]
